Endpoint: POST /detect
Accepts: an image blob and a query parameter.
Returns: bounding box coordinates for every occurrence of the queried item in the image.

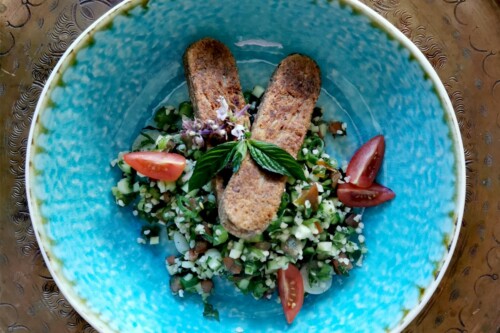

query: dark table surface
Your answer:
[1,0,499,332]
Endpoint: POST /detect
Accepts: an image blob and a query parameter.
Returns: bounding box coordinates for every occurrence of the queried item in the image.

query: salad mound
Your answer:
[111,89,372,322]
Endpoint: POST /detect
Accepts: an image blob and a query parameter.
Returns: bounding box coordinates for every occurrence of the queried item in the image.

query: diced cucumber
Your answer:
[229,248,242,259]
[212,225,228,246]
[156,135,171,150]
[136,199,145,211]
[317,241,333,254]
[148,187,161,200]
[181,273,199,289]
[303,247,315,257]
[308,222,321,235]
[229,239,245,259]
[302,218,316,226]
[181,261,194,269]
[331,212,341,224]
[204,249,222,271]
[118,160,132,174]
[333,232,347,247]
[244,261,260,275]
[252,85,265,99]
[321,178,332,187]
[233,239,245,252]
[236,278,251,291]
[207,257,222,271]
[157,181,176,193]
[111,186,136,206]
[247,247,266,261]
[301,264,332,295]
[319,123,328,138]
[246,233,264,243]
[166,264,178,275]
[205,248,221,259]
[194,283,204,296]
[294,224,313,240]
[316,263,334,281]
[266,257,289,272]
[116,178,132,194]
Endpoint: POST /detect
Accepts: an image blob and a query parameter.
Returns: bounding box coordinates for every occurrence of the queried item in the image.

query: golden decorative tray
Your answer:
[0,0,498,331]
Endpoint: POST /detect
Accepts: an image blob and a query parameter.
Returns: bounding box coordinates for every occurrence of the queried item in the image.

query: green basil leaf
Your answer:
[188,141,238,190]
[222,144,238,169]
[247,140,306,181]
[231,140,248,173]
[247,144,289,175]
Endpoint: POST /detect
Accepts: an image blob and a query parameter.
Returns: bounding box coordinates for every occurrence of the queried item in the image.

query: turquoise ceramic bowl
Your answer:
[26,0,465,332]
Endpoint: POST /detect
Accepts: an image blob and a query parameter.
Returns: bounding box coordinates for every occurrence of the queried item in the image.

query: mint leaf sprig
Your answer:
[187,141,238,191]
[247,140,306,181]
[188,139,306,191]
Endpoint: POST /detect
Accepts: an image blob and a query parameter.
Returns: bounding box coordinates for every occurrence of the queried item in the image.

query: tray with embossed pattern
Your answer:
[0,1,498,332]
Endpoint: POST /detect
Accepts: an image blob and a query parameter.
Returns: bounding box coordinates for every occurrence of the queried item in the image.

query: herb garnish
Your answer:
[189,138,306,191]
[185,96,306,190]
[187,141,238,190]
[247,140,306,181]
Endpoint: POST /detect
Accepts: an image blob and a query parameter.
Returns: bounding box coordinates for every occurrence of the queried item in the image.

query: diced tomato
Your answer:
[278,264,304,324]
[316,160,336,171]
[337,182,395,207]
[223,257,242,275]
[123,152,186,181]
[346,135,385,188]
[293,183,319,211]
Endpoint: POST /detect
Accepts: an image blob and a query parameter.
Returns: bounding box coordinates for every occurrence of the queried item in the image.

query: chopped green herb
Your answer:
[203,302,220,321]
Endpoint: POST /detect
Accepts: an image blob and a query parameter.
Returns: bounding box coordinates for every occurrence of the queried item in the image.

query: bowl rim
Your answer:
[25,0,466,332]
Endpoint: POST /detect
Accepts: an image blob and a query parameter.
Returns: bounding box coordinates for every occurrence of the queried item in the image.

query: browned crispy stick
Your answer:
[184,37,247,122]
[219,54,321,239]
[183,38,248,198]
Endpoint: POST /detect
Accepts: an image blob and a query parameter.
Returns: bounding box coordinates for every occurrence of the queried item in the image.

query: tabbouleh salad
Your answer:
[111,86,392,323]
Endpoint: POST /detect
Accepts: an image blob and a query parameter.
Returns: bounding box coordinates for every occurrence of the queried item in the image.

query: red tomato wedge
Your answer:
[346,135,385,188]
[123,152,186,181]
[278,264,305,324]
[337,182,395,207]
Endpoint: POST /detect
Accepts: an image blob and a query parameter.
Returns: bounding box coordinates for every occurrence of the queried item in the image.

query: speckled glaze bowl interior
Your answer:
[26,0,465,332]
